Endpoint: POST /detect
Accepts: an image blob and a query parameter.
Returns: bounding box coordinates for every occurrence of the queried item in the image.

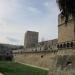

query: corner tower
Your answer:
[58,14,75,49]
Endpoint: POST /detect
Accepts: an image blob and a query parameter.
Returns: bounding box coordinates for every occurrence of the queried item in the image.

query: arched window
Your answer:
[67,43,70,48]
[71,42,73,48]
[63,43,66,48]
[60,44,63,48]
[57,44,59,49]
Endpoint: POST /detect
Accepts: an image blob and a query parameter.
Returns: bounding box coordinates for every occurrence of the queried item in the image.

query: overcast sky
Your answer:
[0,0,59,45]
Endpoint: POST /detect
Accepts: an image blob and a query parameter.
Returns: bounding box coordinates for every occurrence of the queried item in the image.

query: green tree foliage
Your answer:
[57,0,75,23]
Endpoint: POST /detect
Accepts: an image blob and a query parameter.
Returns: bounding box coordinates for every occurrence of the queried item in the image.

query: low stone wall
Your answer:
[14,51,56,69]
[14,49,75,72]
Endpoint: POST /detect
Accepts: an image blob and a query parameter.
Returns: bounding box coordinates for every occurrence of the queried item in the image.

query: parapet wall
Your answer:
[14,49,75,70]
[14,51,56,69]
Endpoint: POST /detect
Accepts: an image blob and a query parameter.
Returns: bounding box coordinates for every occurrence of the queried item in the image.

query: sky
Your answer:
[0,0,59,45]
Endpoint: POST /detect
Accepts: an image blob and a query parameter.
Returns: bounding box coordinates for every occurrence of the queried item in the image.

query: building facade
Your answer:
[24,31,39,49]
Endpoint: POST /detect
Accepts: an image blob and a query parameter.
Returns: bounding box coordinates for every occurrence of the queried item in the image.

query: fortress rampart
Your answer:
[13,13,75,75]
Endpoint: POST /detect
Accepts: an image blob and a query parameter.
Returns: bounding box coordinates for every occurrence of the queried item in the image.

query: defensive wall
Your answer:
[13,14,75,75]
[13,48,75,70]
[14,50,57,69]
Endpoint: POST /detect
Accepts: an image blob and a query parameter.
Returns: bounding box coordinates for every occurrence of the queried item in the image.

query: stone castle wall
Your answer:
[48,14,75,75]
[14,13,75,75]
[58,15,74,43]
[14,50,57,69]
[48,49,75,75]
[14,49,75,70]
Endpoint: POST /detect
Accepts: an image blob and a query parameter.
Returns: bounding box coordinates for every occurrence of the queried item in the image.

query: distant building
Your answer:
[24,31,39,49]
[38,39,58,51]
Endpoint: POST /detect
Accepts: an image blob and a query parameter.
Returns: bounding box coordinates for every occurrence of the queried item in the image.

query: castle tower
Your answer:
[24,31,39,49]
[57,14,75,49]
[48,14,75,75]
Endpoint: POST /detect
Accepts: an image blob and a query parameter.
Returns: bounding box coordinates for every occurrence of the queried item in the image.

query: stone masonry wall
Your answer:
[48,49,75,75]
[14,49,75,75]
[58,15,75,43]
[14,51,57,69]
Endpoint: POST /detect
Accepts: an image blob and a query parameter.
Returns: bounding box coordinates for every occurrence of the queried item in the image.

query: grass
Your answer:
[0,61,48,75]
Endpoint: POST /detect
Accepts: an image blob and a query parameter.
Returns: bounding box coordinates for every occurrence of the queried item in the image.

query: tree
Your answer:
[57,0,75,24]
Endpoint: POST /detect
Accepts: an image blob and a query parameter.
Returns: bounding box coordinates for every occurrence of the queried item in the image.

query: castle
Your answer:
[13,14,75,75]
[23,14,75,75]
[48,14,75,75]
[24,14,75,52]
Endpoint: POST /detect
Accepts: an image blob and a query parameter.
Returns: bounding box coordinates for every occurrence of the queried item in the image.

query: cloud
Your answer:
[0,35,21,45]
[0,36,8,44]
[0,0,59,45]
[27,7,41,14]
[0,0,24,45]
[0,0,17,19]
[43,0,59,14]
[6,37,20,44]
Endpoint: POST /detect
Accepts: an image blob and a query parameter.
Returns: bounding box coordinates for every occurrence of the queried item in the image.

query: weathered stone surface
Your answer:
[58,15,74,43]
[14,52,57,69]
[48,14,75,75]
[48,54,75,75]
